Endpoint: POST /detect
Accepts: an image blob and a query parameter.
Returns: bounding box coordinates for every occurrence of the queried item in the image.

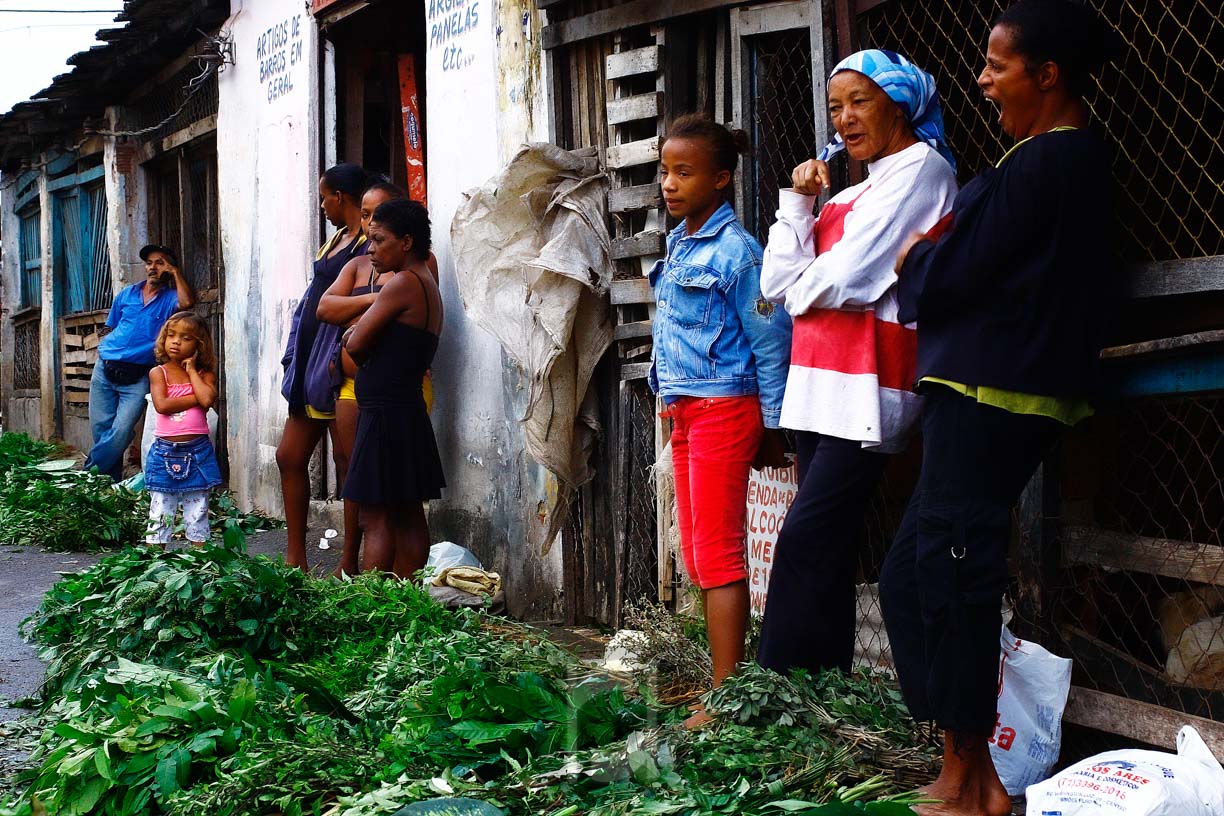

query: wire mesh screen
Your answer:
[1055,395,1224,721]
[745,29,817,243]
[12,315,40,391]
[855,453,922,671]
[119,63,219,141]
[623,378,661,609]
[859,0,1222,263]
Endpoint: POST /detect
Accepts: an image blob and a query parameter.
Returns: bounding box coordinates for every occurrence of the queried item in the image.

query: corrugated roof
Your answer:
[0,0,230,170]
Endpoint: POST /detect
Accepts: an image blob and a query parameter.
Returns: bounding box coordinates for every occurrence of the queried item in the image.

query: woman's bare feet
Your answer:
[914,732,1012,816]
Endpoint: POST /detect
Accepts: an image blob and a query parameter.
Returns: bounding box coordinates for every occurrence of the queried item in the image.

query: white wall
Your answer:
[210,0,564,615]
[426,0,562,617]
[217,0,319,513]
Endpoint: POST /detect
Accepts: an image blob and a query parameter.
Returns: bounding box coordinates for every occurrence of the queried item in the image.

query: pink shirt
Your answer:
[154,366,210,437]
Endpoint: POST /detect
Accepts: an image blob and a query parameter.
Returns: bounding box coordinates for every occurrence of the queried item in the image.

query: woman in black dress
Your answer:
[342,199,444,577]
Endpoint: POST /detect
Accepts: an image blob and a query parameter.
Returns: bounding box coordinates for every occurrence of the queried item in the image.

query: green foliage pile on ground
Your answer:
[0,432,139,550]
[0,431,280,551]
[0,461,144,550]
[2,535,935,816]
[0,433,59,477]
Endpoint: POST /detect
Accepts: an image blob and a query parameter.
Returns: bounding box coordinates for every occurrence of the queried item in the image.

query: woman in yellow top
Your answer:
[317,181,438,576]
[883,1,1117,813]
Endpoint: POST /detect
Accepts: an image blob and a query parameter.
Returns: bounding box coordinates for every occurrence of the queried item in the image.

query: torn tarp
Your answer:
[451,143,613,488]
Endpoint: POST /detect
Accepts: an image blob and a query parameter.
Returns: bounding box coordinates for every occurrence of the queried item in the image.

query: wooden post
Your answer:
[1016,454,1062,645]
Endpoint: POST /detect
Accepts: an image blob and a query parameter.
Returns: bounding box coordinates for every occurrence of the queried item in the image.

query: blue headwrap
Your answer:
[817,49,957,171]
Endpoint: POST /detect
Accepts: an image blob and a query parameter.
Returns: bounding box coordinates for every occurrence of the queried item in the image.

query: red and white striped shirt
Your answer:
[761,142,957,451]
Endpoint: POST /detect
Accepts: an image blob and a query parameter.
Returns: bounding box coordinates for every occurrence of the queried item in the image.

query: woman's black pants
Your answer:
[880,384,1059,736]
[757,431,888,675]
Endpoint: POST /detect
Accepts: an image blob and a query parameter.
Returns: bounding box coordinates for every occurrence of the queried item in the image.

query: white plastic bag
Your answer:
[991,625,1072,794]
[425,541,483,575]
[1026,725,1224,816]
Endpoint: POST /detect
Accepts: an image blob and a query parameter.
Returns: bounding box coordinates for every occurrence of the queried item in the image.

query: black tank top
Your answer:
[354,271,439,408]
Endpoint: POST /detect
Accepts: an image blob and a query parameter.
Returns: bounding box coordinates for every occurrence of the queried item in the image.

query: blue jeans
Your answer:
[84,363,150,482]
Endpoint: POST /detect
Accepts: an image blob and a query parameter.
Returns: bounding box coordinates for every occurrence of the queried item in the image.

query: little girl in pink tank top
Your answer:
[145,312,223,546]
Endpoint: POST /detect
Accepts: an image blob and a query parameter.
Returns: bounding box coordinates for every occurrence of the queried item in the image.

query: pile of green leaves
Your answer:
[10,660,264,816]
[333,667,934,816]
[0,431,283,552]
[0,432,58,477]
[0,461,143,551]
[209,491,284,534]
[24,530,313,694]
[4,535,934,816]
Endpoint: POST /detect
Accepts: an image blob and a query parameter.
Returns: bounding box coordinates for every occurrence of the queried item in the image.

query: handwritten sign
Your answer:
[746,465,798,615]
[428,0,480,72]
[257,14,304,103]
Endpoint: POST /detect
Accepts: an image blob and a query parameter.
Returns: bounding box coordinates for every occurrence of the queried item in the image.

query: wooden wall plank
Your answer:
[1106,352,1224,397]
[614,320,654,341]
[606,136,660,168]
[607,91,662,125]
[611,231,665,259]
[1064,686,1224,757]
[621,362,651,380]
[609,183,663,212]
[611,277,654,305]
[544,0,748,49]
[1100,330,1224,359]
[1129,254,1224,299]
[1063,525,1224,586]
[606,45,661,79]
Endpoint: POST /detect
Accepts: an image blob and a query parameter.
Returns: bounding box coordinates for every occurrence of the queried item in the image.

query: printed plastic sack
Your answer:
[1026,725,1224,816]
[991,625,1072,794]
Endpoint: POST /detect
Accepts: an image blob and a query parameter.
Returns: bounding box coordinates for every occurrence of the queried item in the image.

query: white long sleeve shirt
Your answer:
[761,142,957,449]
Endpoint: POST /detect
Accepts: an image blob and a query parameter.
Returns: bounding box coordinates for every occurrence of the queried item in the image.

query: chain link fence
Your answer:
[1056,394,1224,717]
[860,0,1222,262]
[744,29,817,243]
[623,378,661,608]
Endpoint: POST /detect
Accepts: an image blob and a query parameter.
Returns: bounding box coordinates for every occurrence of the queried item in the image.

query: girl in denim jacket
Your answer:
[650,114,792,727]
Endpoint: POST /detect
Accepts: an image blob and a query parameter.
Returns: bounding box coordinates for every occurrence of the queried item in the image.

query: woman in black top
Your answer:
[342,199,445,578]
[881,2,1116,813]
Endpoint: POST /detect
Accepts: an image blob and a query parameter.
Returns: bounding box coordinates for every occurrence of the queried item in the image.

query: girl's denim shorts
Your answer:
[144,435,223,494]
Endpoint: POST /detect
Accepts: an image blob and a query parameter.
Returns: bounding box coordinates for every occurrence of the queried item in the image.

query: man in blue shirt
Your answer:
[84,244,196,481]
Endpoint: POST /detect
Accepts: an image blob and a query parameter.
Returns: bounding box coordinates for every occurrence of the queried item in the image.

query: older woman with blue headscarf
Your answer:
[756,49,957,676]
